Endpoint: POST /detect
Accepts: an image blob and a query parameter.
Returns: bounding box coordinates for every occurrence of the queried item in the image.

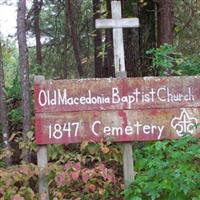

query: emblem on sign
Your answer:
[171,109,198,137]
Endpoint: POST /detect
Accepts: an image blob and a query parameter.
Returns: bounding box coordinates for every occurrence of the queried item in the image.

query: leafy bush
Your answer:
[49,161,121,199]
[0,164,38,200]
[0,141,123,199]
[2,136,199,200]
[125,136,200,200]
[147,44,200,76]
[46,142,123,199]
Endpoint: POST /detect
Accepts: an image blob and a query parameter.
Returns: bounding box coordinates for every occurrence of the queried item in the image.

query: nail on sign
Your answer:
[34,76,200,144]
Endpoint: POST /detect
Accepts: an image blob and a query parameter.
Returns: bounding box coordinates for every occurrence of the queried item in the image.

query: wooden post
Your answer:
[111,2,134,187]
[34,76,49,200]
[96,1,139,187]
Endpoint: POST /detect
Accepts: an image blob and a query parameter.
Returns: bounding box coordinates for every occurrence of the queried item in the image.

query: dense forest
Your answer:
[0,0,200,199]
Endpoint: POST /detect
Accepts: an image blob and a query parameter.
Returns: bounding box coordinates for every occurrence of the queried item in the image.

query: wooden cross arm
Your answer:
[96,18,139,29]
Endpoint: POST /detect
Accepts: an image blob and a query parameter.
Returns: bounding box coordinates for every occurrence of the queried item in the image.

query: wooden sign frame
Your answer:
[35,76,200,145]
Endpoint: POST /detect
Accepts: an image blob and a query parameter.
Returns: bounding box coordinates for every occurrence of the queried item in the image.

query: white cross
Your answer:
[95,1,139,75]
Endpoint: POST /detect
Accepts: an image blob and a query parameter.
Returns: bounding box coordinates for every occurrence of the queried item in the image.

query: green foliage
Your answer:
[2,40,19,88]
[81,141,123,164]
[29,0,94,79]
[6,75,23,131]
[124,136,200,200]
[175,0,200,55]
[147,44,200,76]
[2,136,199,199]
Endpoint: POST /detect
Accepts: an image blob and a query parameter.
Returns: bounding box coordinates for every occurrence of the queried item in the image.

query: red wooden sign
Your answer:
[34,76,200,144]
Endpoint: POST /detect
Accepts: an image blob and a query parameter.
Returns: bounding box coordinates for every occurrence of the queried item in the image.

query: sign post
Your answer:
[96,1,139,186]
[34,76,49,200]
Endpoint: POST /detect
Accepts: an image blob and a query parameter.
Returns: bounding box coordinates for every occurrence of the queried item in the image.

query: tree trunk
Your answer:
[124,3,140,77]
[157,0,173,46]
[66,0,83,78]
[122,1,156,77]
[0,40,11,166]
[103,0,114,77]
[63,35,68,79]
[17,0,31,162]
[139,0,156,76]
[93,0,102,78]
[63,0,69,79]
[34,0,43,65]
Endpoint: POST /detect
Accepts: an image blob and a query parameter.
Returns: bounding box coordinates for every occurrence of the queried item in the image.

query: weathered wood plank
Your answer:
[35,108,200,144]
[95,18,139,29]
[34,76,200,113]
